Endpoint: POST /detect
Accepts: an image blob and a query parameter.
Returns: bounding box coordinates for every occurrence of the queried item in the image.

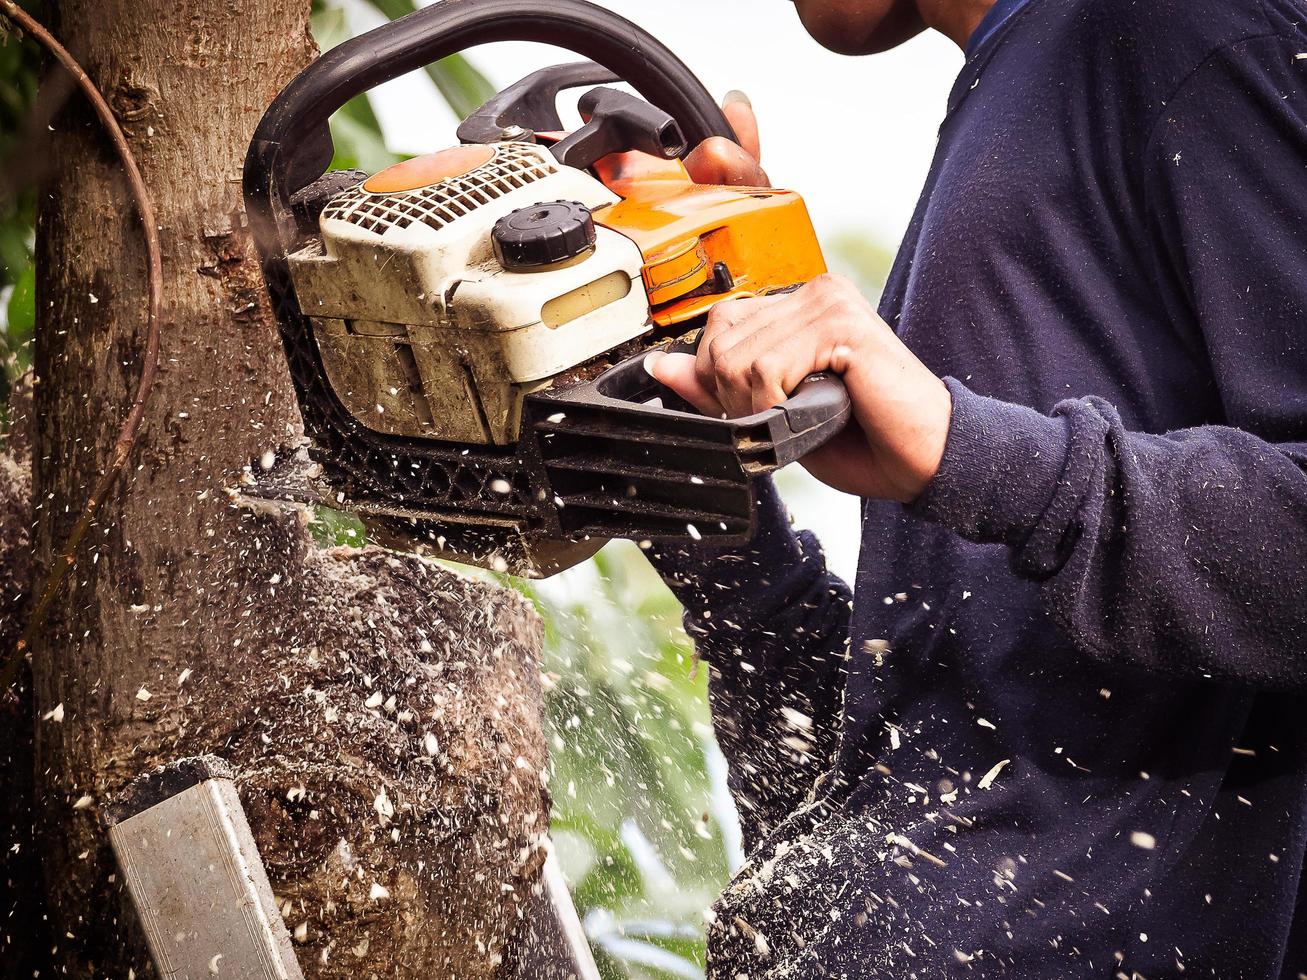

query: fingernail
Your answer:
[723,89,752,108]
[643,349,668,379]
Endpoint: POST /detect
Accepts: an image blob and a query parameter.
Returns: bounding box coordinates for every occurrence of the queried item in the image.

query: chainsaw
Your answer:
[243,0,850,578]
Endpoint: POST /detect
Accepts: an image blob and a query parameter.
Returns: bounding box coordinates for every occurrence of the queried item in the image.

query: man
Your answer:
[647,0,1307,975]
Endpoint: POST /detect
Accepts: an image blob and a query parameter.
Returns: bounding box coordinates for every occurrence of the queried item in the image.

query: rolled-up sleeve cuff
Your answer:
[910,377,1072,547]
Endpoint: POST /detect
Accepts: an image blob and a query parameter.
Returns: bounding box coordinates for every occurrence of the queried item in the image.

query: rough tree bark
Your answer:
[12,2,552,976]
[0,376,46,978]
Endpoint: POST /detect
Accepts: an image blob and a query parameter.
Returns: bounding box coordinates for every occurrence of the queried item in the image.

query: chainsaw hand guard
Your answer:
[244,0,738,212]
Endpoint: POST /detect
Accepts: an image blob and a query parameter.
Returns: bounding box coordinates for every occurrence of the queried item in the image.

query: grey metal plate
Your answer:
[109,778,303,980]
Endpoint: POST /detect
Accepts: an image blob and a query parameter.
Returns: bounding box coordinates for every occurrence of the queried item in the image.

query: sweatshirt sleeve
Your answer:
[648,478,852,848]
[911,34,1307,688]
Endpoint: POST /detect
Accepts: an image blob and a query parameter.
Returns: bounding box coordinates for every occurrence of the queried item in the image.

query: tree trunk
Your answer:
[0,376,50,978]
[23,2,550,976]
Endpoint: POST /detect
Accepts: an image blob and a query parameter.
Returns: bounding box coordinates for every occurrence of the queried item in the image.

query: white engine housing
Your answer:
[286,142,651,445]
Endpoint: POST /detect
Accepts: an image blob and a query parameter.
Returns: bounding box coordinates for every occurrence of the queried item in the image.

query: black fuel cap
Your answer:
[493,201,596,270]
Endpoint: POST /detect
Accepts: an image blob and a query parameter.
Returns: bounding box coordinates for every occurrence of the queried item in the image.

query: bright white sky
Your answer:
[355,0,966,581]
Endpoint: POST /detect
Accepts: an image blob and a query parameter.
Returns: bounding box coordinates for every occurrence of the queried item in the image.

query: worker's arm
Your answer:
[648,478,852,850]
[912,33,1307,687]
[654,36,1307,688]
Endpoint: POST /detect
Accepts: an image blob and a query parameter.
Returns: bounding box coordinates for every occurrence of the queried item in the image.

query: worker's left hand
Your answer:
[683,91,768,186]
[598,91,766,187]
[646,275,954,503]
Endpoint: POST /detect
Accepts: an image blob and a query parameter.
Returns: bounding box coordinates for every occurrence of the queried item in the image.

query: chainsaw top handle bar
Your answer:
[243,0,739,214]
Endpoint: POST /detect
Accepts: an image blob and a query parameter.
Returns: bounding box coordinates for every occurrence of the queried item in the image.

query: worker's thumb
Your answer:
[684,137,769,187]
[644,351,725,418]
[722,90,761,163]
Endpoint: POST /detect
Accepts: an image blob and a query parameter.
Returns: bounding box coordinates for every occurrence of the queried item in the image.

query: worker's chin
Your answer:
[793,0,925,55]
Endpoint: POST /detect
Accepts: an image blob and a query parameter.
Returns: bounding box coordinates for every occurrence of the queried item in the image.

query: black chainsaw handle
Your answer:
[243,0,738,221]
[590,343,852,471]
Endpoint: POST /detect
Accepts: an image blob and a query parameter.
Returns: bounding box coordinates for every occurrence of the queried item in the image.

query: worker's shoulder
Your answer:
[1065,0,1279,48]
[1037,0,1304,110]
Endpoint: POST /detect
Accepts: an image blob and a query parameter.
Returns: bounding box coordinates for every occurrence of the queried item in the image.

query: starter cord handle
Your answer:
[244,0,738,224]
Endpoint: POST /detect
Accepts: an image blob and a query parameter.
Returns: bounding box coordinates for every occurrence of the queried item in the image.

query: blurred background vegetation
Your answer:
[0,2,893,975]
[0,0,40,424]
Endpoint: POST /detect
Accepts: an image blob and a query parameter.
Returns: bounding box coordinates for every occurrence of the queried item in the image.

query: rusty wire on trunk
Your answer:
[1,0,163,692]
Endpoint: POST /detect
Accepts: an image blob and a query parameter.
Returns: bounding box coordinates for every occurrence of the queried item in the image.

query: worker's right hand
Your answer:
[684,91,769,187]
[648,275,953,503]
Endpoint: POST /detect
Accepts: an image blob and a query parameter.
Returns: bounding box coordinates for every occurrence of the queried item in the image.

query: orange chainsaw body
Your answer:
[362,142,830,327]
[591,152,828,326]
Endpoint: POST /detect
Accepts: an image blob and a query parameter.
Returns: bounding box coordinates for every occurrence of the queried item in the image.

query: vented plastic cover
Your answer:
[320,142,558,236]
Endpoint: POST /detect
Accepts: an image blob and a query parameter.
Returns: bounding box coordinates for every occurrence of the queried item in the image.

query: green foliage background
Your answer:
[0,0,41,417]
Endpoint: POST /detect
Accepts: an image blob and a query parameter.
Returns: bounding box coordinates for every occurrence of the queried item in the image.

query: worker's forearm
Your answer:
[913,378,1307,687]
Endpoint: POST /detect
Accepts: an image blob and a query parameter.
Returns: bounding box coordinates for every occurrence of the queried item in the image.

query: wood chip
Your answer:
[1130,831,1157,850]
[977,759,1010,790]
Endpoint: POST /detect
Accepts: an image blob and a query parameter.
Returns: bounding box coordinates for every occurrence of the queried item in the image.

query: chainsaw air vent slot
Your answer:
[394,344,435,428]
[320,143,557,236]
[524,399,761,543]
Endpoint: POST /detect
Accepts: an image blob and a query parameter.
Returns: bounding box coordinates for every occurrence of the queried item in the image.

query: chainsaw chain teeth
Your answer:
[260,257,538,519]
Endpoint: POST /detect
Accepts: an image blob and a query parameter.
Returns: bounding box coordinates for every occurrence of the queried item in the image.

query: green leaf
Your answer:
[309,4,350,52]
[0,211,33,286]
[425,55,496,122]
[361,0,495,119]
[5,262,34,339]
[308,507,367,548]
[361,0,408,19]
[3,260,36,383]
[328,96,403,174]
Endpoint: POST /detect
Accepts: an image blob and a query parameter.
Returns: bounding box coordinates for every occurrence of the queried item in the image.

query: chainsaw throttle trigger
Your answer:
[458,62,619,144]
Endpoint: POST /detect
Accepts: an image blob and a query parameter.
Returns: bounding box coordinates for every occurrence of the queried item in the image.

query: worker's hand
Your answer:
[646,275,954,503]
[684,91,769,186]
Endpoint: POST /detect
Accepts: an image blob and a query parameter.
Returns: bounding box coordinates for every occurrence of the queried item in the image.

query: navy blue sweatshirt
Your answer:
[652,0,1307,976]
